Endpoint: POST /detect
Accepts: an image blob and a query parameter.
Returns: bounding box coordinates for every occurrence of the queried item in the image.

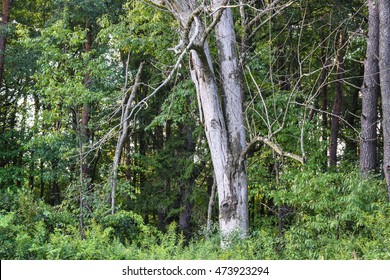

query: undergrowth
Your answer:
[0,171,389,260]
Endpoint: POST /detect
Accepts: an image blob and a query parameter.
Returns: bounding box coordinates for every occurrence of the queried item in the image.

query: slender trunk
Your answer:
[0,0,10,86]
[78,22,93,238]
[29,94,41,189]
[178,122,196,236]
[361,0,380,174]
[321,67,329,166]
[125,137,132,181]
[309,34,328,121]
[329,31,345,167]
[77,106,86,239]
[110,61,144,214]
[80,103,90,180]
[345,86,360,161]
[156,124,167,229]
[81,23,93,187]
[39,159,44,198]
[207,174,217,231]
[52,162,60,206]
[378,0,390,200]
[178,183,192,234]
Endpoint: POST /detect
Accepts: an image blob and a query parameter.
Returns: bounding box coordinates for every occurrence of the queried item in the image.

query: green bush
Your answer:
[272,170,390,259]
[1,170,389,260]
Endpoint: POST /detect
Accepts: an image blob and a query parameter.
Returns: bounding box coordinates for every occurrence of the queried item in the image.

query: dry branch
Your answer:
[240,135,305,164]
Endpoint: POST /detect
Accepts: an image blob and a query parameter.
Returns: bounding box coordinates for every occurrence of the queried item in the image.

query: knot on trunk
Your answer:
[220,198,237,219]
[210,119,219,129]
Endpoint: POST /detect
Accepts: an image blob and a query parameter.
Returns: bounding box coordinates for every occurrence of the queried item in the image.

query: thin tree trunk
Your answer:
[309,34,328,121]
[125,137,132,181]
[29,94,41,189]
[360,0,380,174]
[345,86,360,161]
[329,31,345,167]
[110,61,144,214]
[78,22,93,238]
[80,23,93,187]
[0,0,10,86]
[378,0,390,200]
[52,163,60,206]
[207,174,217,231]
[178,122,196,236]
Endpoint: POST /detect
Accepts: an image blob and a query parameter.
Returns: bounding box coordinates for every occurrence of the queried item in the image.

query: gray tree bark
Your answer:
[213,0,248,236]
[110,61,144,214]
[360,0,379,174]
[150,0,249,238]
[378,0,390,200]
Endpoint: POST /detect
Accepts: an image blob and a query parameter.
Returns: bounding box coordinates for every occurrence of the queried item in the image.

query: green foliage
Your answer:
[1,172,388,260]
[270,170,390,259]
[99,210,145,244]
[1,0,389,261]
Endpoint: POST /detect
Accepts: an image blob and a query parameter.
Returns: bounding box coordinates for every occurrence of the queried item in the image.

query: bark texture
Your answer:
[213,0,248,236]
[150,0,249,237]
[360,0,379,174]
[378,0,390,200]
[329,31,345,167]
[0,0,10,86]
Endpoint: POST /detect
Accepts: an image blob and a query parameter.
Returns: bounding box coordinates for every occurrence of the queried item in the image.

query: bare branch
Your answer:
[246,65,272,135]
[201,0,229,45]
[293,101,361,136]
[240,135,305,164]
[87,15,202,155]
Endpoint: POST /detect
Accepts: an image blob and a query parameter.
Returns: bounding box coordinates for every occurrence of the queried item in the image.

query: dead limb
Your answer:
[240,135,305,164]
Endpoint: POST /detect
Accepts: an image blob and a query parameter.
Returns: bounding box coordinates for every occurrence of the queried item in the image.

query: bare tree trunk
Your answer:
[213,0,248,236]
[110,61,144,214]
[329,31,345,167]
[360,0,379,174]
[378,0,390,200]
[149,0,248,240]
[191,45,248,239]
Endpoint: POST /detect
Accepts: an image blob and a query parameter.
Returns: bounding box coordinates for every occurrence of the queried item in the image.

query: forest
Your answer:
[0,0,389,260]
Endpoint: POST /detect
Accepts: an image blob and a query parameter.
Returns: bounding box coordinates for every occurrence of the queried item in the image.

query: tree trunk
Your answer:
[207,174,217,231]
[0,0,10,86]
[178,121,196,236]
[110,61,144,214]
[78,23,93,238]
[378,0,390,200]
[329,31,345,167]
[309,33,328,121]
[360,0,380,174]
[149,0,248,240]
[80,23,93,187]
[345,86,360,161]
[213,0,248,236]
